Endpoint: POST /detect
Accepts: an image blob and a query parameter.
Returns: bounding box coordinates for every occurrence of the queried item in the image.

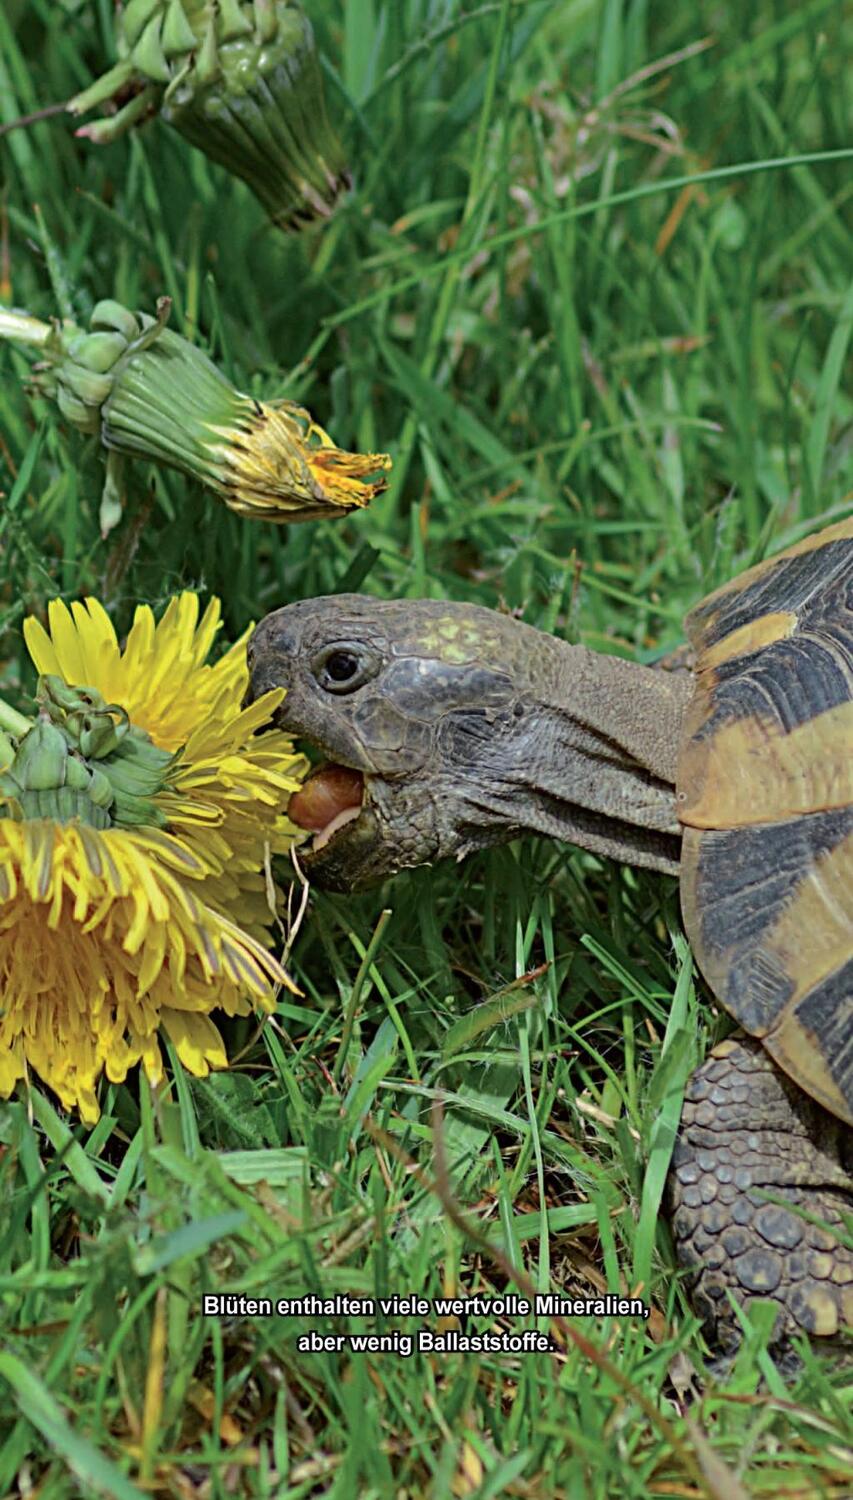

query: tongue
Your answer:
[288,764,364,833]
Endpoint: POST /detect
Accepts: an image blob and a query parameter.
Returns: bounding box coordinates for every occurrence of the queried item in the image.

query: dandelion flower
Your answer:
[0,298,391,534]
[0,592,307,1122]
[25,592,309,942]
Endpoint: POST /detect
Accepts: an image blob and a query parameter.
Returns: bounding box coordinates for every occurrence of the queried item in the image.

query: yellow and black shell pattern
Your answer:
[676,516,853,1126]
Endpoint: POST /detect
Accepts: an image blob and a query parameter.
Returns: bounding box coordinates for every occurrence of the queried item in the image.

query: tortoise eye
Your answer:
[326,651,358,683]
[312,644,380,695]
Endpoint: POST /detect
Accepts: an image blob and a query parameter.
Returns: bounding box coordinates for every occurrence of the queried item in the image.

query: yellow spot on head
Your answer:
[420,616,488,664]
[438,642,471,663]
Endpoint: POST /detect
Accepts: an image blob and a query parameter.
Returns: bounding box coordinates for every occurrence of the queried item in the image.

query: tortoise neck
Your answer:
[485,636,693,875]
[544,640,692,787]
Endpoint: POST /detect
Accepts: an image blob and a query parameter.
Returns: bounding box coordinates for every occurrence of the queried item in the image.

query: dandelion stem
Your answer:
[0,309,54,345]
[0,697,32,738]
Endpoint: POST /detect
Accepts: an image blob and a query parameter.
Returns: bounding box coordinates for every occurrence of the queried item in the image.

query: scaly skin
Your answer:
[669,1036,852,1356]
[247,593,852,1357]
[247,595,689,889]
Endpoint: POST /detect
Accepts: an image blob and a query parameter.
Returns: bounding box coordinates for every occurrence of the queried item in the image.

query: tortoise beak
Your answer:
[295,799,388,892]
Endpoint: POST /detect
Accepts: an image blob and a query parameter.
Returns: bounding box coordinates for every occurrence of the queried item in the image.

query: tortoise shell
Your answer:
[677,516,853,1126]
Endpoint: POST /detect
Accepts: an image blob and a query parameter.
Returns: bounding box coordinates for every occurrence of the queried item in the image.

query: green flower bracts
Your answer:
[0,678,178,831]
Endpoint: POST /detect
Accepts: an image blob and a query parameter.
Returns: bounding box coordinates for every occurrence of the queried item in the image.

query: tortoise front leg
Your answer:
[667,1036,852,1356]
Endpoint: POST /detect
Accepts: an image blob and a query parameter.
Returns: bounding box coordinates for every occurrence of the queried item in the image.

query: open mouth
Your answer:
[287,763,366,852]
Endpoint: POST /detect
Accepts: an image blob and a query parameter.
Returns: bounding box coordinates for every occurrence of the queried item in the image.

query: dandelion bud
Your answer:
[0,298,390,533]
[70,1,350,233]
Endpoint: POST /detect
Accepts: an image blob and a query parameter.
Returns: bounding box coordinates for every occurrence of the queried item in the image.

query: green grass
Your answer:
[1,0,852,1495]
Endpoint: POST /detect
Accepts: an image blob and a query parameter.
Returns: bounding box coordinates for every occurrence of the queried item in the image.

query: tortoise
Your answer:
[246,516,853,1353]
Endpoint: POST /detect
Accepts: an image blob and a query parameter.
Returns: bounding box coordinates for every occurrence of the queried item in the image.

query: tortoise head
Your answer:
[247,596,539,889]
[247,595,687,891]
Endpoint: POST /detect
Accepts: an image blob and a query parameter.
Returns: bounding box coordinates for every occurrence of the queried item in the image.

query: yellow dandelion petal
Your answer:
[78,823,107,880]
[191,599,223,669]
[137,921,167,995]
[164,592,201,654]
[139,1033,165,1086]
[94,830,128,897]
[0,1048,24,1094]
[76,1089,101,1127]
[160,1010,228,1076]
[181,689,284,761]
[130,825,213,878]
[22,820,54,901]
[168,918,187,986]
[46,869,64,929]
[121,603,156,682]
[46,599,89,683]
[81,889,114,933]
[70,598,121,686]
[104,1034,134,1085]
[121,838,172,921]
[123,880,154,954]
[22,615,61,678]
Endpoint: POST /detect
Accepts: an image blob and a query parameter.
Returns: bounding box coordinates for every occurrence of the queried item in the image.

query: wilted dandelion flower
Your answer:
[69,0,350,233]
[0,592,307,1122]
[0,297,390,533]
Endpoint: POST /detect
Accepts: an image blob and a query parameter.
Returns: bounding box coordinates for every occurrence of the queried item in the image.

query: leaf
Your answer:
[0,1352,146,1500]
